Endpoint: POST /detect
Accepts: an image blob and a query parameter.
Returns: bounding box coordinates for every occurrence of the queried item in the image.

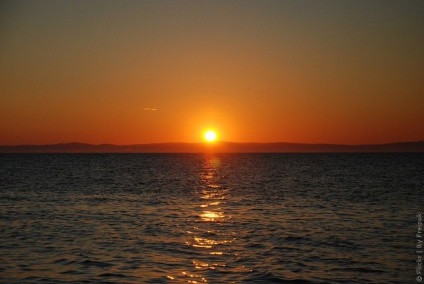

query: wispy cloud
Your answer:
[144,108,157,111]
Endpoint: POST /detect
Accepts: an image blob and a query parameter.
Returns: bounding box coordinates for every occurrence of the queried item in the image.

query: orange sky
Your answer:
[1,0,423,145]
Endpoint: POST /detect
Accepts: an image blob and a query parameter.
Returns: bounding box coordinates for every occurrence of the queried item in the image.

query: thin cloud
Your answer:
[144,108,157,111]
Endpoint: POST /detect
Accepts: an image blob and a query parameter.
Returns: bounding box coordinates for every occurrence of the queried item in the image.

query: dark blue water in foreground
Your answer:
[0,154,423,283]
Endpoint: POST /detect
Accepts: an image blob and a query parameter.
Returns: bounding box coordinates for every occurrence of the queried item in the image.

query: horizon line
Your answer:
[1,140,424,147]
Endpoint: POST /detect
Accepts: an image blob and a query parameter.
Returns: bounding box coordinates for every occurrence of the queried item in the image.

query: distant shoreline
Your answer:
[1,141,423,153]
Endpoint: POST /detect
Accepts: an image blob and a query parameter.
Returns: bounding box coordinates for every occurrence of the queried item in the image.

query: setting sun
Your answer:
[204,130,217,142]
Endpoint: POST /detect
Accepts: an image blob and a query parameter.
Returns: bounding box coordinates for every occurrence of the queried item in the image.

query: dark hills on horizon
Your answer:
[1,141,424,153]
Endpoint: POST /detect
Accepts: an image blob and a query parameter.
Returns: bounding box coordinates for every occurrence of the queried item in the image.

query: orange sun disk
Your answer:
[204,130,217,142]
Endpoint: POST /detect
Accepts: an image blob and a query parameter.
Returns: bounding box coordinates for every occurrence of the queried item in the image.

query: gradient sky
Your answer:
[1,0,423,145]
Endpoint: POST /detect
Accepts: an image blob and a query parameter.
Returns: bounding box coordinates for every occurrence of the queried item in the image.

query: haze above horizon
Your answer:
[1,0,423,145]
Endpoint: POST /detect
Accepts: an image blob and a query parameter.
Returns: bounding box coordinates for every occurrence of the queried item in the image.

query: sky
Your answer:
[1,0,423,145]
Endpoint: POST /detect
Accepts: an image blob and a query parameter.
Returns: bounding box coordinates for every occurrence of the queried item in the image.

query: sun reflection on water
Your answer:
[165,155,238,282]
[183,155,233,280]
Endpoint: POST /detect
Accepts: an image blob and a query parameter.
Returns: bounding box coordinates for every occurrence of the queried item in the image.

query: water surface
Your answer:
[0,154,422,283]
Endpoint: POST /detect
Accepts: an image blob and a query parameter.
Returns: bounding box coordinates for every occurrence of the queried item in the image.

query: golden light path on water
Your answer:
[166,155,250,283]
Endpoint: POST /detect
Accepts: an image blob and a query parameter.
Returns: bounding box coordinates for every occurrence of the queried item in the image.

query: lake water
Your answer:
[0,154,423,283]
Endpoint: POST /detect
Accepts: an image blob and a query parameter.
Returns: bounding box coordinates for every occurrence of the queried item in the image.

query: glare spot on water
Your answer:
[192,260,209,269]
[181,271,208,283]
[200,211,224,222]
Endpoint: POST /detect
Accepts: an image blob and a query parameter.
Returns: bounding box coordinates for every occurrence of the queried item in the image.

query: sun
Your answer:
[204,130,217,142]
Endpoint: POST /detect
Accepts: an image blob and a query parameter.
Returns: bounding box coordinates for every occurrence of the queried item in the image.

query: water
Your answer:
[0,153,423,283]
